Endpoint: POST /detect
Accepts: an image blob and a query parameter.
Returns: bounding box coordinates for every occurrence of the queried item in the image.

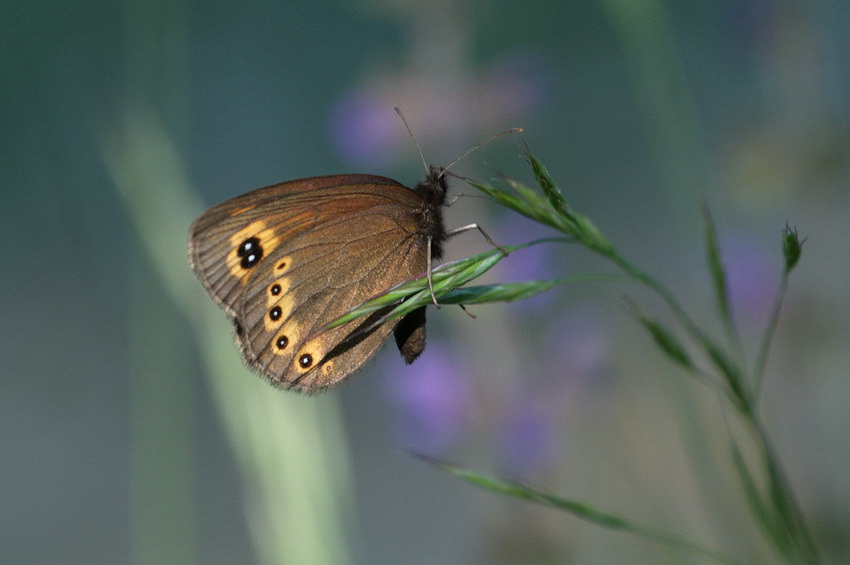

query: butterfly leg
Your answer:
[426,224,509,308]
[446,223,509,256]
[426,237,440,308]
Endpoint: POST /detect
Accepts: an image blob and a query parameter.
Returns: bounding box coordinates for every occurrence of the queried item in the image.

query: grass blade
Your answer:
[418,455,740,565]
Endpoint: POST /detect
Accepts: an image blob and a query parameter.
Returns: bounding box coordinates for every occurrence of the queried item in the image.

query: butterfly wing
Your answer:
[189,174,429,391]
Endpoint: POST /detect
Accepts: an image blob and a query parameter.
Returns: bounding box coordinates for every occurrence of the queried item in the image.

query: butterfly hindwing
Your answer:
[239,196,429,389]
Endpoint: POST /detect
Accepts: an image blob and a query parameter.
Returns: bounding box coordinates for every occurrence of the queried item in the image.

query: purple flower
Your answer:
[328,89,402,168]
[381,341,474,455]
[478,51,551,121]
[327,77,471,170]
[327,51,550,169]
[495,216,561,314]
[543,306,611,392]
[721,234,776,325]
[497,400,557,478]
[723,0,775,47]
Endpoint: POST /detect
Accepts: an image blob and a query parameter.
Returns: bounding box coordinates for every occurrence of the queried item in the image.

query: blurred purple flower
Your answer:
[496,215,561,314]
[327,51,550,169]
[494,308,609,478]
[723,0,775,47]
[543,307,611,392]
[328,90,401,168]
[327,78,471,170]
[497,400,557,478]
[498,215,557,279]
[381,341,474,455]
[721,234,776,324]
[478,51,551,122]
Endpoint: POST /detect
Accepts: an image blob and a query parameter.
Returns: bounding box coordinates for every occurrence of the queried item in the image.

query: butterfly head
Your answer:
[414,165,449,207]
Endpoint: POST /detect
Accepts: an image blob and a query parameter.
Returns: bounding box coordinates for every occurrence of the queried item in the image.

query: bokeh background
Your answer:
[3,1,849,564]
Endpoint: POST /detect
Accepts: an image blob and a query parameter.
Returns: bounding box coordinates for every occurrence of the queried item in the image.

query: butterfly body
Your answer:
[189,167,448,392]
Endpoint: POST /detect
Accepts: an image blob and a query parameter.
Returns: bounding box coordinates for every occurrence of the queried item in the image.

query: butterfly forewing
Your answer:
[189,175,398,313]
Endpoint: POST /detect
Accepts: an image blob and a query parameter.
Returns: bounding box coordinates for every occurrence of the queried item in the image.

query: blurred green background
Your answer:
[2,1,849,564]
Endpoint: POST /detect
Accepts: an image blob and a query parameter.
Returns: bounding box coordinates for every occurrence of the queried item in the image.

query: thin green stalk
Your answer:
[617,239,816,563]
[749,418,821,564]
[754,224,805,398]
[608,250,753,414]
[597,238,817,564]
[103,113,353,565]
[464,148,816,564]
[420,455,741,565]
[701,200,746,367]
[752,272,790,397]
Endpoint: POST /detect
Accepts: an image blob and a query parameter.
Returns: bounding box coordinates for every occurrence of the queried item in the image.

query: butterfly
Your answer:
[189,165,453,392]
[188,119,520,392]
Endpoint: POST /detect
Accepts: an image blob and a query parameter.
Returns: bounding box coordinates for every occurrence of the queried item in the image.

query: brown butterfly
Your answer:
[188,123,520,392]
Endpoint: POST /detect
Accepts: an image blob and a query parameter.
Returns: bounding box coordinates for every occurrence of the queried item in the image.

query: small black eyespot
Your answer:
[269,306,282,321]
[237,237,263,268]
[276,336,288,350]
[299,354,313,368]
[270,283,282,295]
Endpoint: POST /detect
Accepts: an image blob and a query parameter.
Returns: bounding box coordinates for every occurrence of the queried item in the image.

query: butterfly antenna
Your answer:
[395,107,429,176]
[395,107,523,178]
[439,127,524,180]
